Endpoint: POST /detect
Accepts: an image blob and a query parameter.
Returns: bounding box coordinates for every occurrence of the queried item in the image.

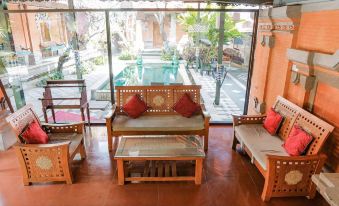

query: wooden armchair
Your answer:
[6,104,86,185]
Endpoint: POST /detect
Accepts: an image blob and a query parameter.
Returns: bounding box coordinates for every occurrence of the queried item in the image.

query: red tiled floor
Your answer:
[0,126,329,206]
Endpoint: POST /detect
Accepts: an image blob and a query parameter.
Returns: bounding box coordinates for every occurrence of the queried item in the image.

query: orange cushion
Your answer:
[172,93,200,118]
[283,124,313,156]
[122,94,148,119]
[263,108,284,135]
[21,120,49,144]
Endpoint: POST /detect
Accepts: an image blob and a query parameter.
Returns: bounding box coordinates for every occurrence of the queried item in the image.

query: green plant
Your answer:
[178,10,242,47]
[80,61,94,75]
[182,46,196,63]
[36,70,64,87]
[160,47,179,61]
[92,56,105,65]
[118,52,136,60]
[49,70,64,80]
[0,58,6,75]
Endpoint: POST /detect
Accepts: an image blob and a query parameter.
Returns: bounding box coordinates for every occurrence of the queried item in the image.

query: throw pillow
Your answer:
[122,94,148,118]
[283,124,313,156]
[21,120,49,144]
[263,108,284,135]
[172,93,200,118]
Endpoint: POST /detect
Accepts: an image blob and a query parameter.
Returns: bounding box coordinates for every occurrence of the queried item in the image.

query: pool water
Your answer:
[105,64,184,88]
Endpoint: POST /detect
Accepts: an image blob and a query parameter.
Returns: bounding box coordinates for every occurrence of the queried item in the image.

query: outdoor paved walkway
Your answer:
[189,66,248,122]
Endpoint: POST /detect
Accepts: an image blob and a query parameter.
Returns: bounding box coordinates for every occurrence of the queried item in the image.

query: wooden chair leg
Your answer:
[80,108,87,133]
[80,108,85,122]
[43,108,49,123]
[108,135,113,153]
[23,179,31,186]
[86,105,91,128]
[232,133,239,150]
[79,142,87,160]
[204,134,208,151]
[261,188,271,202]
[51,108,56,123]
[307,183,318,199]
[66,178,73,185]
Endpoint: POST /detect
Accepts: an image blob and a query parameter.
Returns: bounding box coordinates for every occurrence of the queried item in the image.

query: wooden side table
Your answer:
[114,135,205,185]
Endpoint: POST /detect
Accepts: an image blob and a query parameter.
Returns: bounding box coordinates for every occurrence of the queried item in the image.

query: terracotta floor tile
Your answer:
[0,126,330,206]
[56,176,112,206]
[157,182,211,206]
[104,183,158,206]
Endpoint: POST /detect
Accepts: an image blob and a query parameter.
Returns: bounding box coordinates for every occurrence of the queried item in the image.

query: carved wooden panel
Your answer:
[273,96,300,141]
[6,104,40,137]
[115,85,201,115]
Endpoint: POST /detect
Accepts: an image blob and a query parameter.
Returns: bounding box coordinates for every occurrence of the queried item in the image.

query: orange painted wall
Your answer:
[264,32,294,109]
[297,10,339,53]
[313,83,339,172]
[249,7,339,171]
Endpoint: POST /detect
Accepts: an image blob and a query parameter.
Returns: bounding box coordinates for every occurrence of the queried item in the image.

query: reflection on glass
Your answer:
[0,7,110,123]
[116,135,205,158]
[0,1,254,123]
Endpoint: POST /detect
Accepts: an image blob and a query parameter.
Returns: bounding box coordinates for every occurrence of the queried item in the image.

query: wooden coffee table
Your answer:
[114,135,205,185]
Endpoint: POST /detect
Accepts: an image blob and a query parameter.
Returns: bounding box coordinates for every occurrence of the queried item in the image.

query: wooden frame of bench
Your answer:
[232,96,334,201]
[105,85,210,152]
[40,80,90,127]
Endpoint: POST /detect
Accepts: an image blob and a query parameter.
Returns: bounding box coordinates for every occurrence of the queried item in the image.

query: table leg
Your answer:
[195,158,203,185]
[117,159,125,185]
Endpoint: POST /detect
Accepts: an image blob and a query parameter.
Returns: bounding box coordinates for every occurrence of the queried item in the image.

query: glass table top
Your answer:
[115,135,205,158]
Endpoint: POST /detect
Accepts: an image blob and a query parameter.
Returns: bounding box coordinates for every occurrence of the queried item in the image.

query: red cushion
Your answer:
[122,94,148,119]
[283,125,313,156]
[172,93,200,118]
[263,108,284,135]
[21,120,49,144]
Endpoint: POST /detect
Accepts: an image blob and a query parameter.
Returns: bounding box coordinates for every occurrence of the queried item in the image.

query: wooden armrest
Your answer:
[200,104,211,119]
[41,122,84,134]
[14,141,70,149]
[105,104,117,120]
[232,114,266,126]
[266,154,327,162]
[266,154,327,177]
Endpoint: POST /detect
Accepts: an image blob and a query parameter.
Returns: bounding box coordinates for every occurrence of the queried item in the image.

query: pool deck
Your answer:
[188,66,247,123]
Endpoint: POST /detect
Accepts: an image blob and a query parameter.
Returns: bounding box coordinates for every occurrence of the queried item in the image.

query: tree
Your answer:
[178,11,241,47]
[153,2,169,51]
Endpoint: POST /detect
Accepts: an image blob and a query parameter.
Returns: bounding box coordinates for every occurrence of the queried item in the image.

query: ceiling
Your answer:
[6,0,273,6]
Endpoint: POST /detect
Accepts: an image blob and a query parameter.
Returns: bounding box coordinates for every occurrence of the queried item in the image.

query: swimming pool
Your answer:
[106,63,184,88]
[92,63,190,101]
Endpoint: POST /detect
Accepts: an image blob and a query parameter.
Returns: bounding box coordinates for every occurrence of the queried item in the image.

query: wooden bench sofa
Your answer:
[106,85,210,152]
[232,96,334,201]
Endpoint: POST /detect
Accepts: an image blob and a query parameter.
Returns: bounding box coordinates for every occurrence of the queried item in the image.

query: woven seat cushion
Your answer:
[113,114,204,131]
[234,124,289,170]
[48,133,83,156]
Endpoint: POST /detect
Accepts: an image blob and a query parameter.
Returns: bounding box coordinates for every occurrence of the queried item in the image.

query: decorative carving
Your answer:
[152,95,165,107]
[253,97,266,114]
[258,23,296,32]
[291,70,300,84]
[36,156,53,170]
[260,35,275,48]
[285,170,303,185]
